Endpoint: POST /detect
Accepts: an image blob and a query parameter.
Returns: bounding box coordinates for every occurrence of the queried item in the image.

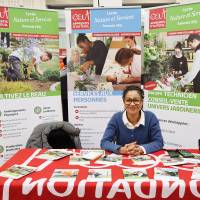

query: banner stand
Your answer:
[66,6,141,148]
[0,7,63,165]
[143,2,200,149]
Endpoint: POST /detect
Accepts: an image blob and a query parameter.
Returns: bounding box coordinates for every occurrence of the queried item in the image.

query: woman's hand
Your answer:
[106,75,117,83]
[80,62,91,72]
[118,143,144,156]
[118,146,129,155]
[80,60,94,72]
[125,142,144,156]
[176,75,183,81]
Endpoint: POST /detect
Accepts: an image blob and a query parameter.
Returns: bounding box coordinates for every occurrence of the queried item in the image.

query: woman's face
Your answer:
[124,90,143,115]
[188,39,200,50]
[124,38,135,48]
[175,48,181,57]
[78,41,90,53]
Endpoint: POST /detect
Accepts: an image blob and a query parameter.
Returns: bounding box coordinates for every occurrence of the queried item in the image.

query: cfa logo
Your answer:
[71,9,90,30]
[0,7,9,28]
[150,9,166,21]
[149,8,166,29]
[72,10,90,22]
[0,7,8,19]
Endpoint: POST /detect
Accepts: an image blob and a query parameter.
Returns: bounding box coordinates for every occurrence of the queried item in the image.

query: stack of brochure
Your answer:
[160,155,187,166]
[69,155,90,165]
[191,167,200,180]
[123,169,149,181]
[184,153,200,164]
[0,165,37,179]
[131,155,155,165]
[80,150,105,160]
[154,167,179,181]
[95,154,122,165]
[49,169,79,181]
[36,149,73,160]
[87,169,112,182]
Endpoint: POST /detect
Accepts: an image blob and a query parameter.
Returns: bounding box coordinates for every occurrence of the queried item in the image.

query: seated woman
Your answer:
[100,85,164,156]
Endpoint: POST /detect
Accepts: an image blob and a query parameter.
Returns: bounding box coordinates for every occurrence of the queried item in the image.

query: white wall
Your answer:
[0,0,46,9]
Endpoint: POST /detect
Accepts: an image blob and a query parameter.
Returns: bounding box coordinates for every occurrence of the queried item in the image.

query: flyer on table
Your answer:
[65,7,142,148]
[143,2,200,149]
[0,7,62,165]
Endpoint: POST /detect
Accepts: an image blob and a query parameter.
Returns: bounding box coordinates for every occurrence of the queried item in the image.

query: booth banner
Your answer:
[0,7,62,165]
[66,7,141,148]
[144,2,200,148]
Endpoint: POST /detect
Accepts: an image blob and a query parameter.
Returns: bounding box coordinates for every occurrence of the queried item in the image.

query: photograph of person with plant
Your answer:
[143,32,199,93]
[67,33,111,91]
[0,32,60,93]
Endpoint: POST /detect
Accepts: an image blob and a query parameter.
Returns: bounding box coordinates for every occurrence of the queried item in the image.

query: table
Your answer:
[0,149,199,200]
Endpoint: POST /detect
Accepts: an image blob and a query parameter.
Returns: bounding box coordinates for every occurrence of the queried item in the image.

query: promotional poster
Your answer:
[144,2,200,148]
[0,7,62,165]
[66,7,142,147]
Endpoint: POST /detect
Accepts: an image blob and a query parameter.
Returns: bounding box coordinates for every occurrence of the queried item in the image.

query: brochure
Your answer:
[184,153,200,164]
[95,154,122,165]
[154,167,179,181]
[160,155,187,166]
[87,169,112,182]
[80,150,105,160]
[191,167,200,180]
[49,169,79,181]
[131,155,154,165]
[69,155,90,165]
[36,149,73,160]
[0,165,36,179]
[123,169,149,181]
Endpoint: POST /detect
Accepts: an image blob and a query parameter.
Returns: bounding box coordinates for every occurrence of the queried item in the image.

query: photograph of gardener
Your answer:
[179,34,200,93]
[144,33,200,93]
[5,46,52,81]
[0,33,60,93]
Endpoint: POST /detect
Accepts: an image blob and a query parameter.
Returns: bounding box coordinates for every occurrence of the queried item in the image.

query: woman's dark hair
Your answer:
[124,36,137,45]
[122,85,144,101]
[175,42,182,50]
[187,34,200,43]
[76,33,90,44]
[115,48,134,65]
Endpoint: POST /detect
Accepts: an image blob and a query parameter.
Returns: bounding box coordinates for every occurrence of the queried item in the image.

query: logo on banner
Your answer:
[71,9,90,30]
[144,81,157,90]
[149,8,166,29]
[0,7,9,28]
[34,106,42,114]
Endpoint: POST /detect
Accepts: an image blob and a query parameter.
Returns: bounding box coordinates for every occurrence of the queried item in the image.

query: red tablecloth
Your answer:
[0,149,199,200]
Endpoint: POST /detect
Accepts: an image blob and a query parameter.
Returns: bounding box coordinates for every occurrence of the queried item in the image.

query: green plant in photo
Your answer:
[0,48,9,63]
[30,69,60,82]
[74,78,96,91]
[75,68,84,75]
[0,81,32,93]
[43,69,60,81]
[144,33,170,83]
[55,83,61,91]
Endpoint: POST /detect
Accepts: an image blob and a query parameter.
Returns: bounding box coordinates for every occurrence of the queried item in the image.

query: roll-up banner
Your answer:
[143,2,200,148]
[0,7,62,165]
[66,7,142,148]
